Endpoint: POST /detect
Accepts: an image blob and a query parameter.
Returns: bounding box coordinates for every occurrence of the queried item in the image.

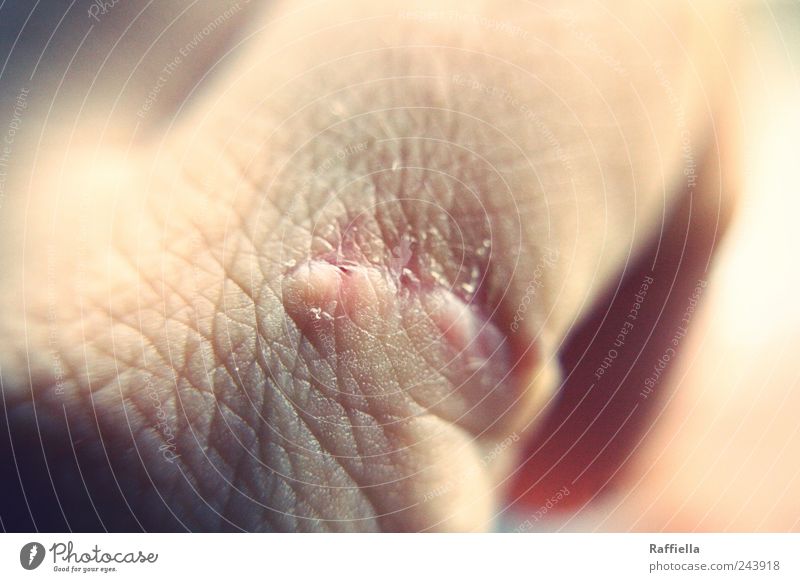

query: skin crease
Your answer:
[0,0,739,531]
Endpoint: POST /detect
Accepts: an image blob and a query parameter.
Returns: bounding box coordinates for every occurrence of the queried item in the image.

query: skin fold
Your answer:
[0,0,739,531]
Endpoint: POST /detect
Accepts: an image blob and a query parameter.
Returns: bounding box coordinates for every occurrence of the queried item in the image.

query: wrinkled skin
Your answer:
[0,0,738,531]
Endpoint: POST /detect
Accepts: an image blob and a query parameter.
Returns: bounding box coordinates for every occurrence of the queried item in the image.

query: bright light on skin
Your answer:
[714,55,800,345]
[609,17,800,530]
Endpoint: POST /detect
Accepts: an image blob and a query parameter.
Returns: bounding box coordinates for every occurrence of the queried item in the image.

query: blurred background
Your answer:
[506,0,800,532]
[1,0,799,532]
[616,0,800,532]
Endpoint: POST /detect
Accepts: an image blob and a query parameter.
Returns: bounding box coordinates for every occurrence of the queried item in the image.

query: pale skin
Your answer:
[0,0,740,531]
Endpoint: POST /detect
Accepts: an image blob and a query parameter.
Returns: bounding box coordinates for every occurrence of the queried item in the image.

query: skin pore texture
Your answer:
[0,0,737,531]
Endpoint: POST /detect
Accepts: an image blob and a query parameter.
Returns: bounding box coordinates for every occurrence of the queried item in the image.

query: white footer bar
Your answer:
[1,533,797,581]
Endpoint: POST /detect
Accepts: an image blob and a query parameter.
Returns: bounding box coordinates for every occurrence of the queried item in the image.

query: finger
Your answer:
[1,0,739,532]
